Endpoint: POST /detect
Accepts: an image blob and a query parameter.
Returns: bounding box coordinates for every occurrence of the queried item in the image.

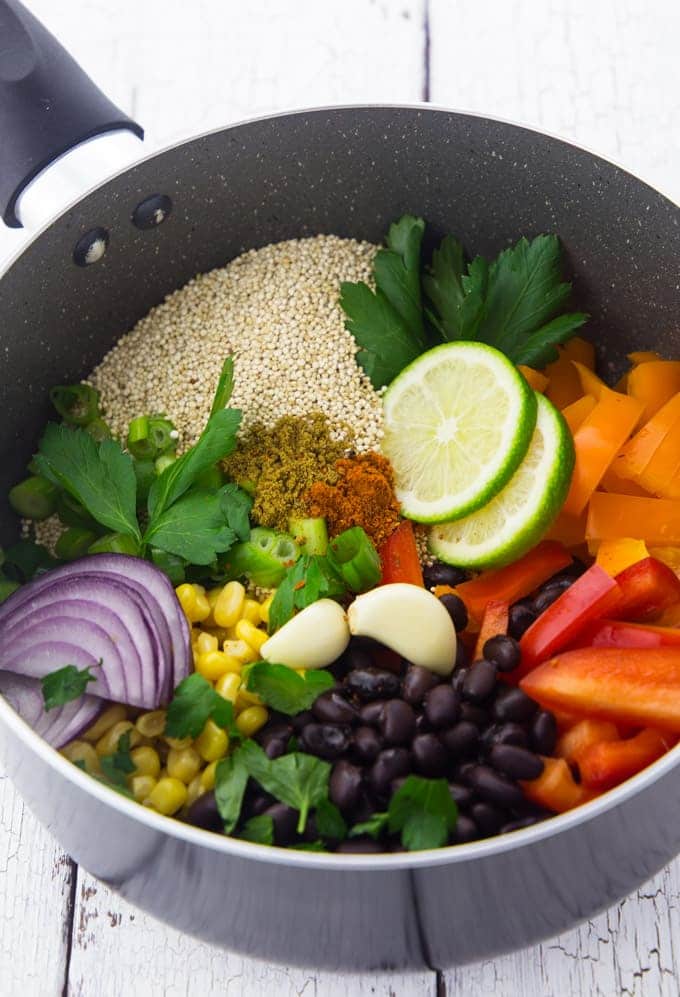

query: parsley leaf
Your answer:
[422,236,466,340]
[388,776,458,851]
[144,487,237,565]
[214,750,249,833]
[340,215,427,387]
[220,483,253,542]
[210,356,235,416]
[268,554,346,632]
[2,540,59,582]
[35,424,141,541]
[292,840,326,851]
[315,798,347,842]
[147,407,242,519]
[349,812,389,840]
[41,662,100,710]
[246,662,334,715]
[165,673,239,739]
[238,741,331,834]
[239,814,274,845]
[99,731,135,788]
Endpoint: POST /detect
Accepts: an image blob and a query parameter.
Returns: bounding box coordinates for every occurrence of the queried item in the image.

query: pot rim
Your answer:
[1,102,679,871]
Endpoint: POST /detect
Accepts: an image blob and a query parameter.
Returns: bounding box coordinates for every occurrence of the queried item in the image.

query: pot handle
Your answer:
[0,0,143,228]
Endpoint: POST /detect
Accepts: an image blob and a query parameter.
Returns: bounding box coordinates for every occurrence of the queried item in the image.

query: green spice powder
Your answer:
[223,412,349,531]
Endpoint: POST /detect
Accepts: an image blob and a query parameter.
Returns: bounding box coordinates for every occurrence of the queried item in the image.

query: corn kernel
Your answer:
[196,631,219,655]
[186,774,204,808]
[145,776,187,815]
[236,705,269,737]
[131,774,157,803]
[167,746,201,783]
[200,760,218,791]
[130,746,161,778]
[242,598,262,625]
[136,710,167,738]
[95,721,140,757]
[61,741,100,774]
[259,593,274,624]
[195,719,229,762]
[213,580,246,628]
[236,688,262,710]
[165,735,192,750]
[205,588,222,627]
[222,638,258,664]
[235,619,268,653]
[176,583,211,623]
[215,672,241,703]
[82,704,127,743]
[195,649,240,681]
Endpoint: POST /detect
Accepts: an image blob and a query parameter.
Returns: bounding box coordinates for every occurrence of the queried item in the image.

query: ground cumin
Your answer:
[305,452,400,548]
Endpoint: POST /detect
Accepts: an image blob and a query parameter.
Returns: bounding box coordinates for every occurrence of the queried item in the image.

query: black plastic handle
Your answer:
[0,0,143,227]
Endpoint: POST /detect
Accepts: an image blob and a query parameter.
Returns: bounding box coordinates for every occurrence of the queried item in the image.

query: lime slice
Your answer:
[429,393,575,569]
[382,342,537,522]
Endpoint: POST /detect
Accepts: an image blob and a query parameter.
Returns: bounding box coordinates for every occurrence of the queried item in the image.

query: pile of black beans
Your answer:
[187,559,582,850]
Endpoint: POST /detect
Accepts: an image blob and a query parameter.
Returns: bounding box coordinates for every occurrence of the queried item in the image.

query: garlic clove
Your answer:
[347,583,457,676]
[260,598,350,670]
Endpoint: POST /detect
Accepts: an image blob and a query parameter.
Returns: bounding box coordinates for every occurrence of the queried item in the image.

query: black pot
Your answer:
[1,0,680,971]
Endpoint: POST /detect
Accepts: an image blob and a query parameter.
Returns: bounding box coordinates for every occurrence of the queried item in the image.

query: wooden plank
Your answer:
[67,867,435,997]
[0,768,74,995]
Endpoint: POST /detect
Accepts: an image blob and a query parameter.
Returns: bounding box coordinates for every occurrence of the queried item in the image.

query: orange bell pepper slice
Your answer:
[378,520,423,587]
[520,756,586,812]
[556,718,619,764]
[577,729,672,791]
[520,646,680,732]
[544,510,587,548]
[473,599,510,660]
[561,394,596,434]
[544,337,596,410]
[628,351,662,365]
[587,492,680,547]
[627,361,680,423]
[614,393,680,484]
[595,538,648,577]
[562,376,643,517]
[517,365,549,393]
[599,465,651,497]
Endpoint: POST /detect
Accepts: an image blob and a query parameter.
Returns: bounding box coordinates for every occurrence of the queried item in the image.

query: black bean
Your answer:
[508,601,536,640]
[462,659,497,703]
[412,733,449,776]
[424,684,460,728]
[299,723,351,760]
[263,803,298,845]
[482,635,521,673]
[448,782,473,809]
[451,666,468,694]
[345,668,401,702]
[368,748,412,796]
[480,722,528,754]
[249,791,276,817]
[258,720,293,744]
[492,686,538,723]
[471,801,504,836]
[185,790,222,831]
[358,700,387,726]
[533,583,568,615]
[423,561,468,589]
[500,814,546,834]
[453,760,477,784]
[459,702,491,728]
[337,838,383,853]
[380,700,417,745]
[330,760,364,812]
[530,710,558,755]
[291,709,315,733]
[455,815,478,843]
[389,841,408,853]
[454,642,470,671]
[440,721,480,757]
[313,690,358,725]
[414,712,432,734]
[467,765,525,808]
[343,639,375,673]
[402,664,439,705]
[263,736,288,759]
[351,788,382,823]
[351,725,383,764]
[489,744,544,781]
[438,593,469,631]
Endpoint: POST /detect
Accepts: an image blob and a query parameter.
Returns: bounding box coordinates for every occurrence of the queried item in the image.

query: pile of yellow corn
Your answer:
[61,580,272,817]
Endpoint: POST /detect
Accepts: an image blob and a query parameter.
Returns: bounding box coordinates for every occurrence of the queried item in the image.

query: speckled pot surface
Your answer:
[1,106,680,968]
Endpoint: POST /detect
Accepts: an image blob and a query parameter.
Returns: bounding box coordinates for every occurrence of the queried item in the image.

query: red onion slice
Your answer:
[0,671,104,748]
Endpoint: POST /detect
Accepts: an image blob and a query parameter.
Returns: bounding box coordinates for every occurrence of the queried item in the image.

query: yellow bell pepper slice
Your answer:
[596,538,649,577]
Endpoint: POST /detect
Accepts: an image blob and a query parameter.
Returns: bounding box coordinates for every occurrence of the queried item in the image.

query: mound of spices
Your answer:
[223,412,349,531]
[305,452,400,548]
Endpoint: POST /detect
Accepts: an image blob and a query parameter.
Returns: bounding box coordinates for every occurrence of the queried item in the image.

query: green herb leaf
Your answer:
[349,812,389,840]
[210,356,235,416]
[35,424,141,541]
[215,750,250,833]
[99,731,135,788]
[315,798,347,842]
[246,662,334,715]
[268,554,346,632]
[41,662,100,710]
[2,540,58,582]
[144,487,237,565]
[422,236,466,341]
[164,673,239,740]
[220,482,253,543]
[147,407,242,519]
[292,840,326,851]
[388,776,458,851]
[239,814,274,845]
[238,741,331,834]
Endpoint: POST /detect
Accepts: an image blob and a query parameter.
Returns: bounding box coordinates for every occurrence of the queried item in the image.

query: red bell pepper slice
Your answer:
[454,541,571,624]
[473,600,510,660]
[577,729,673,791]
[378,521,423,587]
[607,556,680,622]
[520,646,680,732]
[515,564,619,675]
[576,618,680,650]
